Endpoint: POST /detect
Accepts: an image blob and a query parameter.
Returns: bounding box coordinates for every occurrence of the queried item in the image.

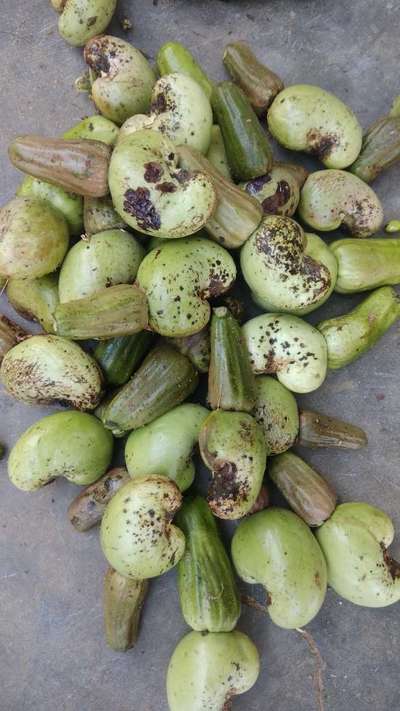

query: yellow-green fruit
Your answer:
[6,274,59,333]
[57,0,117,47]
[253,376,299,454]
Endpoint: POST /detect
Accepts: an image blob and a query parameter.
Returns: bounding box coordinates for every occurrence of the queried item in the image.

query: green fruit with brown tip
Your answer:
[8,410,113,491]
[298,410,368,449]
[100,344,199,437]
[350,114,400,183]
[223,41,284,115]
[318,286,400,369]
[199,410,267,519]
[0,196,69,279]
[0,334,103,410]
[103,568,148,651]
[7,274,59,333]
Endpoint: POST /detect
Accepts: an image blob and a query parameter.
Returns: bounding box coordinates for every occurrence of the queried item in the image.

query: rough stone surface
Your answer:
[1,1,400,710]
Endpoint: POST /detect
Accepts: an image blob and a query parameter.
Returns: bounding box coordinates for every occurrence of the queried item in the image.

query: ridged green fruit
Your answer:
[93,332,154,386]
[103,568,148,651]
[331,238,400,293]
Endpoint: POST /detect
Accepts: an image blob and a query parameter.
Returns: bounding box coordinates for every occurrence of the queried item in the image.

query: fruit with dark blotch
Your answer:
[208,307,256,412]
[68,467,130,531]
[253,376,299,454]
[240,162,308,217]
[84,35,156,125]
[109,130,216,239]
[316,503,400,607]
[243,313,328,393]
[136,237,236,337]
[231,508,327,628]
[100,476,185,578]
[206,125,231,180]
[0,197,69,279]
[298,410,368,449]
[54,0,117,47]
[9,136,111,198]
[0,315,28,364]
[212,81,273,181]
[241,216,337,315]
[94,332,154,386]
[17,175,83,234]
[103,568,148,652]
[167,327,210,373]
[199,410,267,519]
[299,169,384,238]
[125,404,208,491]
[55,284,148,340]
[119,73,213,154]
[177,145,262,249]
[83,196,125,235]
[99,344,199,437]
[176,496,241,632]
[350,114,400,183]
[157,41,214,100]
[269,452,337,526]
[7,274,59,333]
[268,84,362,168]
[0,334,103,410]
[58,230,145,302]
[318,286,400,369]
[8,411,113,491]
[331,238,400,293]
[166,630,260,711]
[223,41,284,115]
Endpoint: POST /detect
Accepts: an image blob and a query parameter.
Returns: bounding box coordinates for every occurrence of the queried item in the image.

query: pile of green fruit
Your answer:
[1,2,400,709]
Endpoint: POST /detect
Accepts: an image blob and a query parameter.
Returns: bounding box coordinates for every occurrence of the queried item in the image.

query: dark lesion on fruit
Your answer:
[382,544,400,580]
[151,91,167,114]
[244,173,272,195]
[208,460,241,504]
[84,38,111,75]
[307,129,339,161]
[143,161,164,183]
[123,187,161,230]
[262,180,291,214]
[156,182,177,193]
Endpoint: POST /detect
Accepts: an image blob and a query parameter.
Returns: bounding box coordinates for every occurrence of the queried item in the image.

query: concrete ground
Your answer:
[1,1,400,709]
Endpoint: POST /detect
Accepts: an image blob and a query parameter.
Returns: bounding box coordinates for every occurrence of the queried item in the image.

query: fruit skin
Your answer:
[223,41,284,115]
[103,568,148,651]
[231,507,327,628]
[206,125,231,180]
[269,452,337,526]
[176,496,241,632]
[136,237,236,337]
[318,286,400,369]
[199,410,267,520]
[298,410,368,449]
[8,411,113,491]
[119,73,213,154]
[0,315,28,364]
[166,630,260,711]
[240,162,308,218]
[331,238,400,293]
[241,216,337,315]
[212,81,273,181]
[56,0,117,47]
[208,307,256,412]
[100,476,185,579]
[63,115,119,145]
[167,327,210,374]
[84,35,156,125]
[93,332,154,387]
[316,503,400,607]
[299,169,383,238]
[178,145,262,249]
[243,313,328,394]
[68,467,130,532]
[0,334,103,410]
[58,230,144,302]
[157,41,214,100]
[125,404,208,492]
[0,196,69,279]
[17,176,83,235]
[108,130,216,239]
[83,196,125,235]
[350,114,400,183]
[55,284,148,340]
[99,344,199,437]
[253,376,299,455]
[9,136,111,198]
[6,274,59,333]
[268,84,362,168]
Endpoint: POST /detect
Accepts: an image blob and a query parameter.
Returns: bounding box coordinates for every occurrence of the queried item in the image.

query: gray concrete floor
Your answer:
[1,1,400,710]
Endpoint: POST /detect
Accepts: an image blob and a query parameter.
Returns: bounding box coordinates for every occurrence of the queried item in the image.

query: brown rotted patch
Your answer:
[143,162,164,183]
[381,544,400,580]
[262,180,291,214]
[208,461,240,503]
[84,38,110,74]
[123,187,161,231]
[245,173,272,196]
[301,256,331,298]
[173,169,191,184]
[151,91,167,114]
[307,129,338,161]
[87,16,97,28]
[156,182,177,193]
